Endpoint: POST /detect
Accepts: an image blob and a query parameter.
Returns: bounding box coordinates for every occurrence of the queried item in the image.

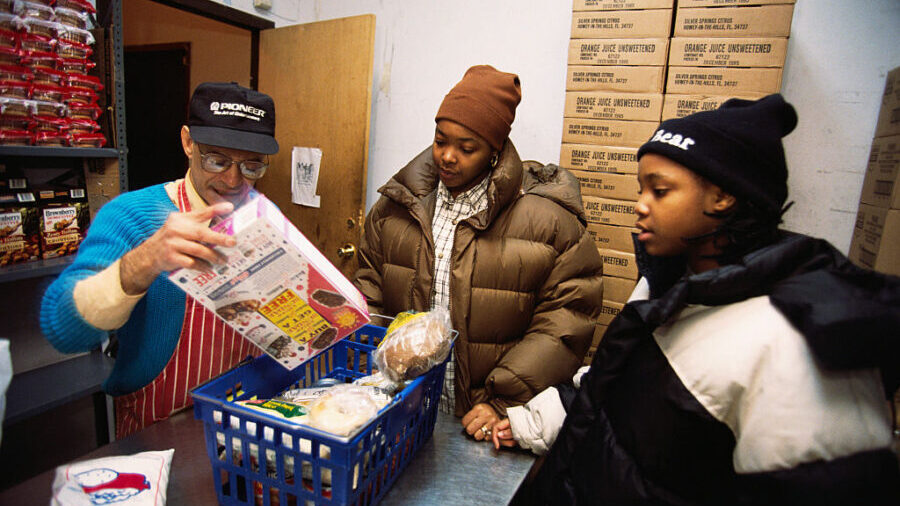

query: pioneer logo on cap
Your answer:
[208,101,266,122]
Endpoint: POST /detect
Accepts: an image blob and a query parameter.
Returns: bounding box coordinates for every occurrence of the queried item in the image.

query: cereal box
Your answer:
[169,193,370,369]
[38,188,89,259]
[0,191,41,266]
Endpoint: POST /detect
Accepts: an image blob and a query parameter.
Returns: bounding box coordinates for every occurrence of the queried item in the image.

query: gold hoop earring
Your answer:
[490,152,499,168]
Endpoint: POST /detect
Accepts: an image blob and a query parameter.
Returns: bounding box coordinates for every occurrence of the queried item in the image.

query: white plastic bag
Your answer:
[51,449,174,505]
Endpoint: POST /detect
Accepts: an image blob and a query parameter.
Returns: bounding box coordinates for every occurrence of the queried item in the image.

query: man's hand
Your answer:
[119,202,236,295]
[491,418,519,450]
[461,403,500,442]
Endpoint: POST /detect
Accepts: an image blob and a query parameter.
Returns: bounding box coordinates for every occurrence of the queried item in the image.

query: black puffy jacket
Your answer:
[531,231,900,505]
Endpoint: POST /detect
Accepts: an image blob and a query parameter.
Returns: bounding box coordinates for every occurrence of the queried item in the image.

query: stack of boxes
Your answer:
[562,1,798,364]
[663,0,794,119]
[562,1,675,364]
[849,66,900,277]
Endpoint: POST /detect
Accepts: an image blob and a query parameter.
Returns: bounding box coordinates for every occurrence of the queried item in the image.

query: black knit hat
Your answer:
[188,82,278,154]
[637,94,797,217]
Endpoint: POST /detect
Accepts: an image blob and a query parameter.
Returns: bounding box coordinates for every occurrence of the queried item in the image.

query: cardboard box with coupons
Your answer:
[169,193,370,369]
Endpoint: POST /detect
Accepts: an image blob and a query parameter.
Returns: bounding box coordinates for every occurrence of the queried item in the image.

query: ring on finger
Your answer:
[480,424,491,438]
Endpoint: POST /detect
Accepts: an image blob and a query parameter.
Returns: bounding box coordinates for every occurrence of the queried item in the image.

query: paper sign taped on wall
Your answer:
[291,147,322,208]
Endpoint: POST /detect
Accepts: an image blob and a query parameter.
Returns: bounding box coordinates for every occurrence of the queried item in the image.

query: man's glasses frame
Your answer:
[197,146,269,180]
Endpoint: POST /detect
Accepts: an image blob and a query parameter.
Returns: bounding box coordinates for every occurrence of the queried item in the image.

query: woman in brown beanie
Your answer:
[354,65,604,441]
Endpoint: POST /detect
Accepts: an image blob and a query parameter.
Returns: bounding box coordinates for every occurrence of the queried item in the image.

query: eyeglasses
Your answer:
[198,147,269,180]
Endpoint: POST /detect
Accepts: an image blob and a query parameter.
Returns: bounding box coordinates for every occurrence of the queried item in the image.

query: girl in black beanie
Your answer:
[494,94,900,505]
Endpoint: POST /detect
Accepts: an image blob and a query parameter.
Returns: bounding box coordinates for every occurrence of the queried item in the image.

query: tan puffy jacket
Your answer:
[354,141,604,416]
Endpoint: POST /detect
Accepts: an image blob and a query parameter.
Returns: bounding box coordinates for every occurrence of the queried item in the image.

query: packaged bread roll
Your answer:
[373,308,453,383]
[306,385,384,437]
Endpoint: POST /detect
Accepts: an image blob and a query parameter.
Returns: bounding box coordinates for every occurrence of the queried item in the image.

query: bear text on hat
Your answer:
[650,128,695,151]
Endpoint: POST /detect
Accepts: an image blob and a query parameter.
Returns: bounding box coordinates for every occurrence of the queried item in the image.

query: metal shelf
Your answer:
[0,146,120,158]
[4,348,114,427]
[0,256,74,284]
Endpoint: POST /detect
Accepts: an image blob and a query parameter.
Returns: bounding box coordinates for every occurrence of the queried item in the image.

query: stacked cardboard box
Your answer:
[662,0,794,119]
[564,0,673,363]
[849,66,900,276]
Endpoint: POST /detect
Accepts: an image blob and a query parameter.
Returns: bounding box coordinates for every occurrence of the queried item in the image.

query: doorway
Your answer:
[123,43,191,190]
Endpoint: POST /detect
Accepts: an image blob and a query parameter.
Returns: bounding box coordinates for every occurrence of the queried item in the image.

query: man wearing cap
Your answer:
[41,82,279,437]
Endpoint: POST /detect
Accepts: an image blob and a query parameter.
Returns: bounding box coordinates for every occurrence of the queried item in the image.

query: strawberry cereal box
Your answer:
[169,193,370,369]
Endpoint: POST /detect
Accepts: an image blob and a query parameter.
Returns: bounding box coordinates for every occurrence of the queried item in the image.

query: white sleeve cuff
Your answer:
[508,387,567,456]
[573,365,590,389]
[73,259,146,330]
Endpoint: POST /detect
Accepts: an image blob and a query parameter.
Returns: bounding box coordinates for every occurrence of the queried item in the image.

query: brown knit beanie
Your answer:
[435,65,522,151]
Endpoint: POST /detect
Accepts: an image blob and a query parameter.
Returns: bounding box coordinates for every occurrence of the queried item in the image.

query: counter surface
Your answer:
[0,407,536,504]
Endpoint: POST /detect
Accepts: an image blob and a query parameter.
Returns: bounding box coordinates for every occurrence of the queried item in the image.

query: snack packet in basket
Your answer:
[51,449,174,505]
[373,308,453,383]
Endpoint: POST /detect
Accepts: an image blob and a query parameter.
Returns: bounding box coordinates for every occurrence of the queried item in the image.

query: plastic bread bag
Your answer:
[51,449,174,505]
[306,384,391,437]
[352,371,405,394]
[373,308,453,383]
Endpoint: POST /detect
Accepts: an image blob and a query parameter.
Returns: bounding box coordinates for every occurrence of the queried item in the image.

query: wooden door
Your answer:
[255,15,375,279]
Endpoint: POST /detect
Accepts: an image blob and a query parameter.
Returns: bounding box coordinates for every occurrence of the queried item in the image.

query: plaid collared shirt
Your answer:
[432,176,490,414]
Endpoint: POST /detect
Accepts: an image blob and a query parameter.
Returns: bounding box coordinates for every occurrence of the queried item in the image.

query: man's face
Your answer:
[181,127,265,206]
[432,119,494,198]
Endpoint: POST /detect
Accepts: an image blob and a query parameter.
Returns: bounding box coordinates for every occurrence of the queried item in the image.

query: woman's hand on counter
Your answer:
[461,403,500,442]
[491,418,518,450]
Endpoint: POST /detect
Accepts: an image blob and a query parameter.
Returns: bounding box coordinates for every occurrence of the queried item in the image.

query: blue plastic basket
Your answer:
[191,324,450,506]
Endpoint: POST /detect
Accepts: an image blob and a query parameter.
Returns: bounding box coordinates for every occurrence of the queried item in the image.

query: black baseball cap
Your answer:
[188,82,278,154]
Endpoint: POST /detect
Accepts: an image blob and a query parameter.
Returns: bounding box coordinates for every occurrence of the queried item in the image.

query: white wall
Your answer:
[779,1,899,252]
[218,0,900,254]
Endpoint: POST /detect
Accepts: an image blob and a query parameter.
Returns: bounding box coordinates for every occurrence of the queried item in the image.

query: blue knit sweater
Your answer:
[40,184,187,396]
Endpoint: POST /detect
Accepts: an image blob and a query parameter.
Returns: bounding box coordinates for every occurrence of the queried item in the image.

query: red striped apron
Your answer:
[114,181,260,438]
